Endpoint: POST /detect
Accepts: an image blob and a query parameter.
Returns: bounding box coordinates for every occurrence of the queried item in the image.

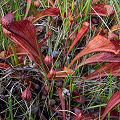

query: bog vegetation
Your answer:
[0,0,120,120]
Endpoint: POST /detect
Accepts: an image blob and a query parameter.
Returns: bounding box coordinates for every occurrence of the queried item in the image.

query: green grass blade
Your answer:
[8,97,13,120]
[6,117,10,120]
[11,43,19,66]
[83,0,92,22]
[108,71,113,120]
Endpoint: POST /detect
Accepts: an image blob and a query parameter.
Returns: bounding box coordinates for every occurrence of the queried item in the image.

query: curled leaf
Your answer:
[101,109,119,119]
[86,62,120,80]
[101,91,120,120]
[67,22,89,56]
[90,4,114,16]
[56,67,74,78]
[1,13,47,72]
[74,112,96,120]
[76,52,120,70]
[0,45,28,59]
[68,35,120,69]
[32,8,61,23]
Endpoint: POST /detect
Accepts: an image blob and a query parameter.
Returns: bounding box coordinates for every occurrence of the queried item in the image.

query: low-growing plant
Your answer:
[0,0,120,119]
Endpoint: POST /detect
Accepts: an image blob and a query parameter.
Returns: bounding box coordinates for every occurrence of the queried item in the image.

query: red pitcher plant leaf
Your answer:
[67,22,89,57]
[73,107,97,120]
[85,62,120,80]
[55,67,74,78]
[1,13,48,72]
[32,8,61,23]
[24,0,31,19]
[90,4,114,16]
[64,16,75,59]
[101,91,120,120]
[57,88,65,120]
[112,40,120,55]
[0,45,28,59]
[0,45,33,66]
[74,112,96,120]
[68,35,120,69]
[75,52,120,70]
[101,109,119,119]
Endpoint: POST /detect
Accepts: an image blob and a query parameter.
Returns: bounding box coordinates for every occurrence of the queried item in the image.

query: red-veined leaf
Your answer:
[0,45,34,64]
[32,8,61,23]
[24,0,31,19]
[104,5,115,16]
[1,13,47,72]
[101,109,119,119]
[73,109,97,120]
[0,45,28,59]
[90,4,114,16]
[85,62,120,80]
[75,52,120,70]
[101,91,120,120]
[57,88,65,120]
[74,113,96,120]
[55,67,74,78]
[68,35,120,69]
[67,22,89,57]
